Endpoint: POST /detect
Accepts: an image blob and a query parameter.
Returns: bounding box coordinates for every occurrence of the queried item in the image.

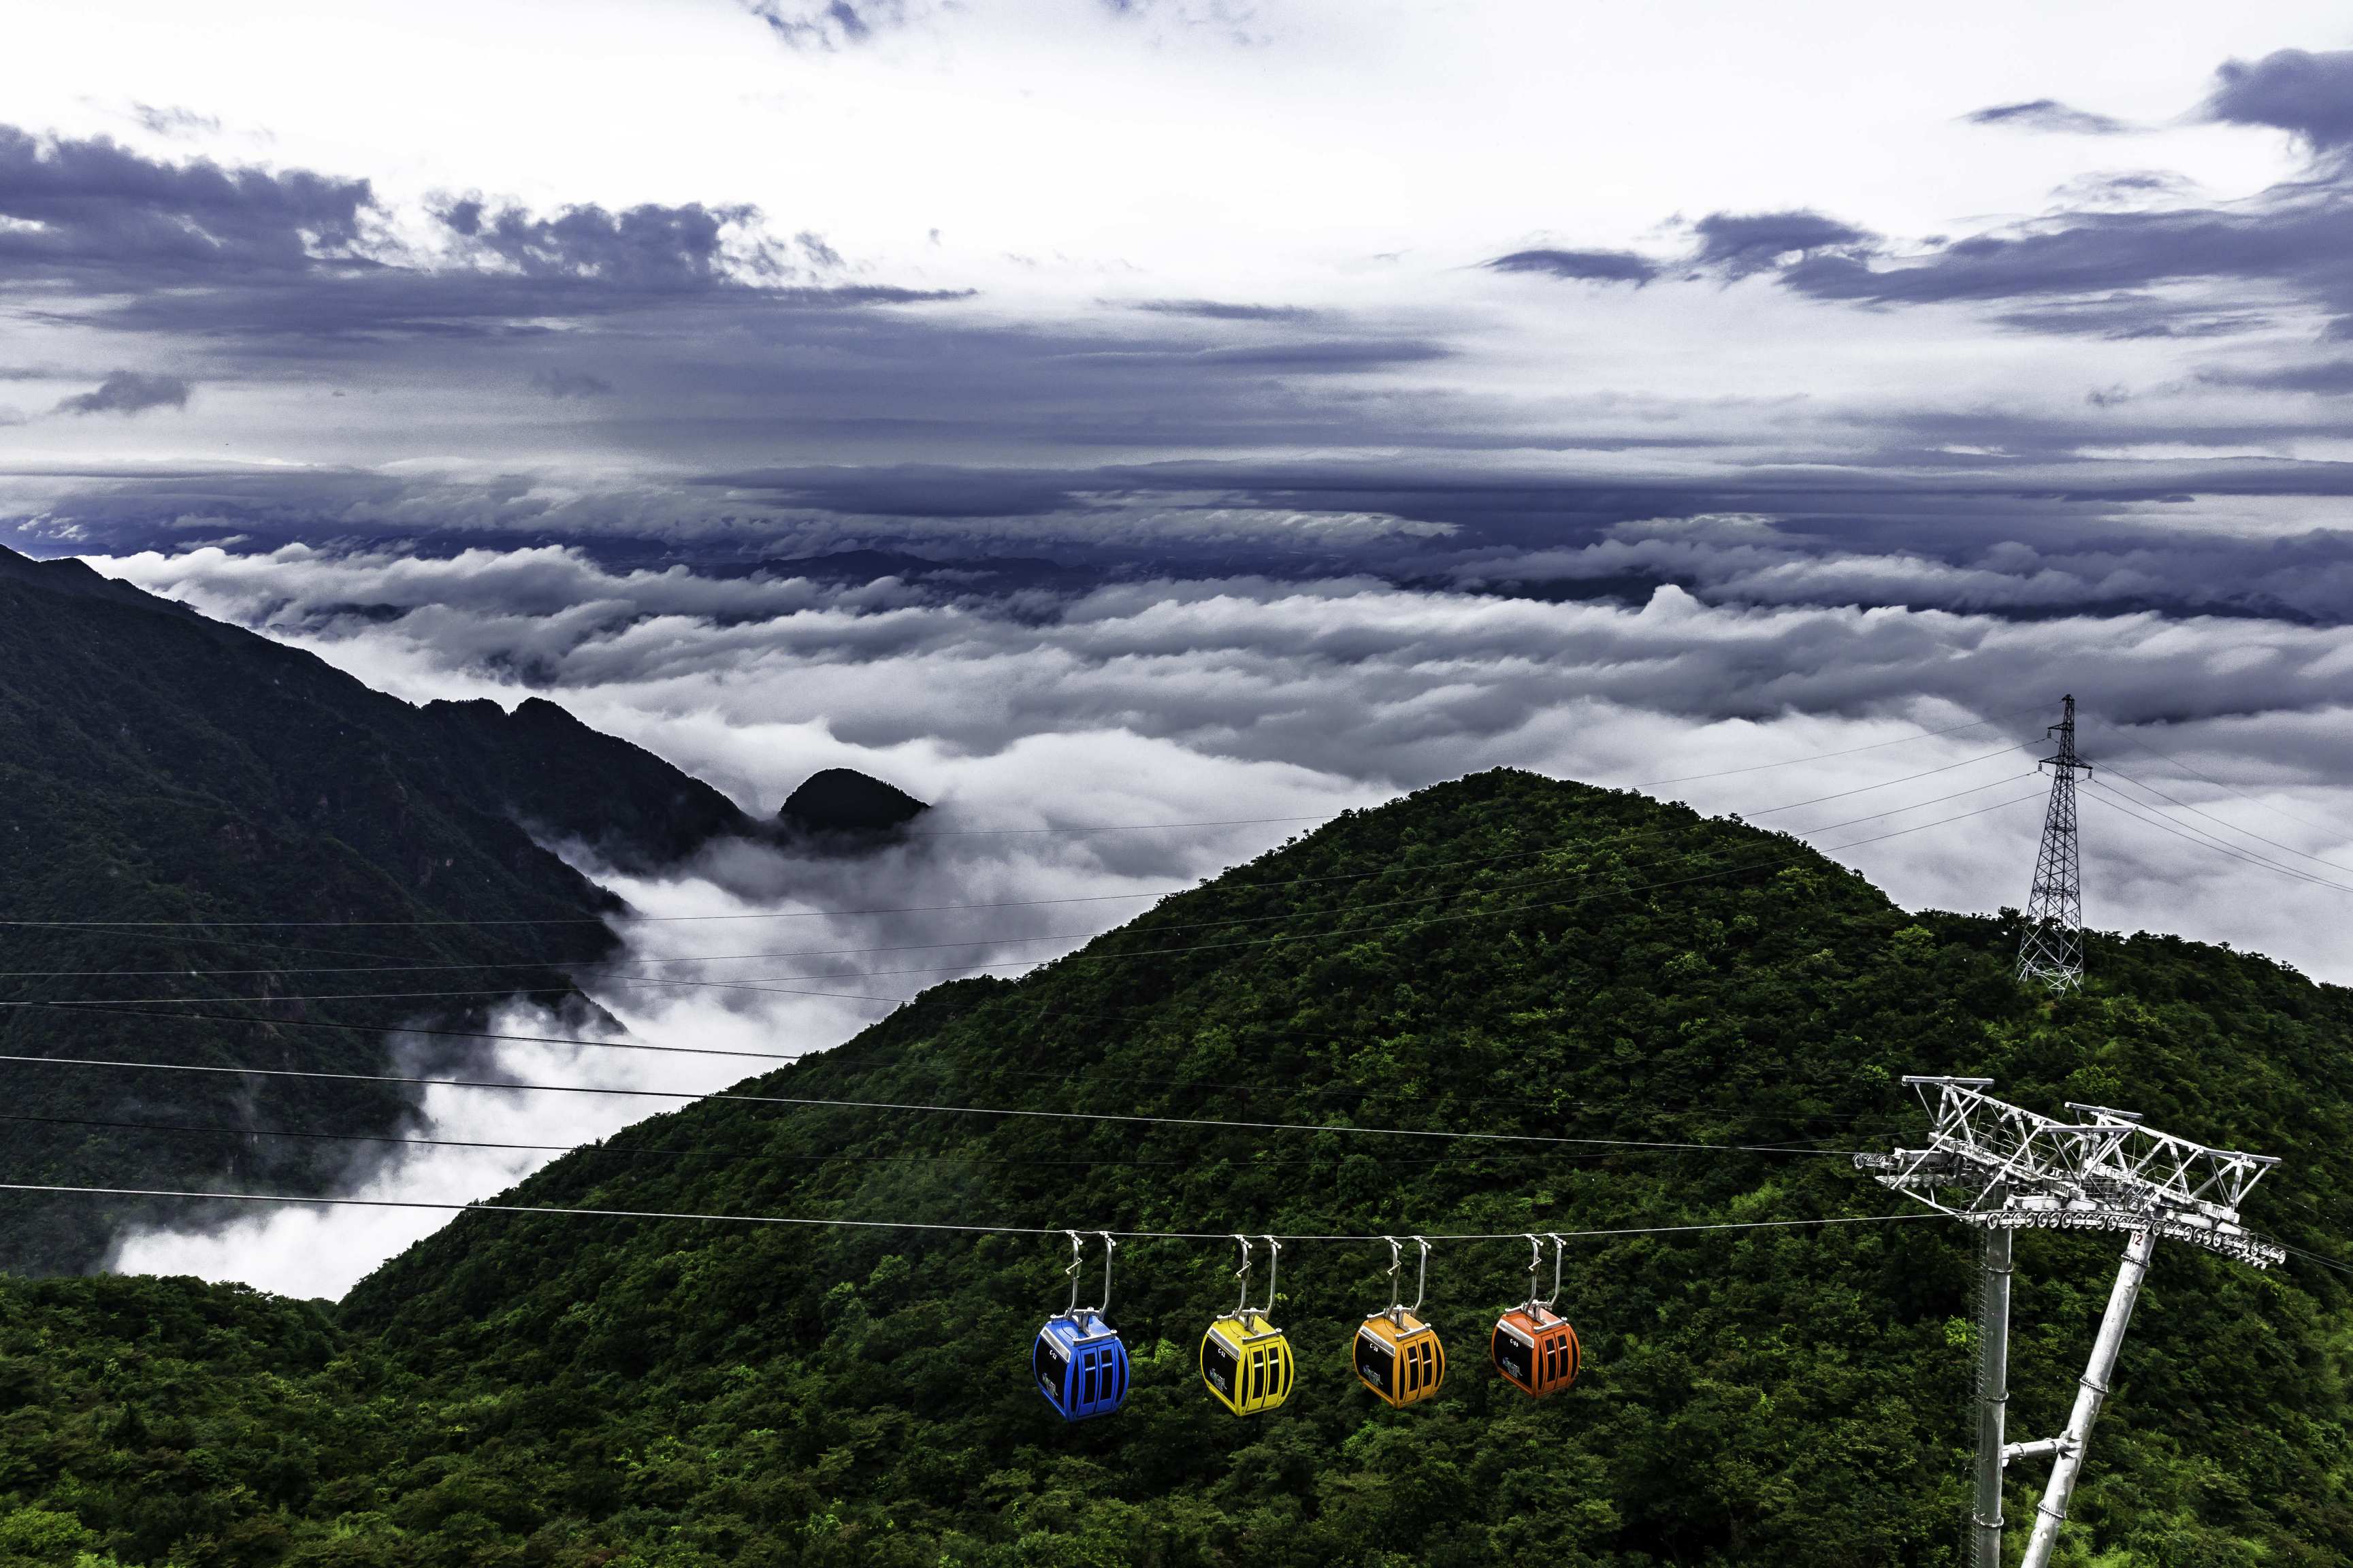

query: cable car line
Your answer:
[0,786,2032,1167]
[2257,1233,2353,1279]
[3,774,2047,1006]
[2,987,1889,1140]
[0,785,2045,1015]
[2086,782,2353,897]
[2094,762,2353,878]
[1623,704,2039,788]
[0,804,2016,1012]
[0,718,2038,936]
[0,1179,1935,1244]
[0,747,2041,981]
[0,1109,1848,1169]
[0,998,901,1060]
[0,1049,1875,1156]
[2090,718,2353,846]
[0,1001,840,1062]
[3,995,1879,1143]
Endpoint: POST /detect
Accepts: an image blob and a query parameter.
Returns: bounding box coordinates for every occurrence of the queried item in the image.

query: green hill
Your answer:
[0,769,2348,1566]
[0,546,756,1272]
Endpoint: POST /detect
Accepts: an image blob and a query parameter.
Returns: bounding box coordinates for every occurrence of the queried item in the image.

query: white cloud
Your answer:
[86,540,2353,1293]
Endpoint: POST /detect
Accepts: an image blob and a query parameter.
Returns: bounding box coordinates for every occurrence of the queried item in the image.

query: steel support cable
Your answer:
[0,996,1883,1137]
[0,742,2046,973]
[0,789,2041,1199]
[0,1180,1938,1245]
[0,1050,1872,1156]
[2254,1234,2353,1279]
[325,785,2067,1001]
[2094,761,2353,877]
[3,770,2047,1005]
[2090,719,2353,847]
[1626,704,2041,789]
[2084,782,2353,897]
[0,717,2041,934]
[0,787,2049,1017]
[0,786,2042,1007]
[0,1110,1782,1169]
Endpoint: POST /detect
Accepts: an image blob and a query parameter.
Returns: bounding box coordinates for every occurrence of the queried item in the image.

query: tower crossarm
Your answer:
[1854,1077,2282,1266]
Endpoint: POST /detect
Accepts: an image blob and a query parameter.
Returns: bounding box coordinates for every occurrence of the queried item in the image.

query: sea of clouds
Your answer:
[80,539,2353,1294]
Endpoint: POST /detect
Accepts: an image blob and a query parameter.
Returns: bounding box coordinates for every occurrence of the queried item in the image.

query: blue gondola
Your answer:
[1033,1230,1131,1422]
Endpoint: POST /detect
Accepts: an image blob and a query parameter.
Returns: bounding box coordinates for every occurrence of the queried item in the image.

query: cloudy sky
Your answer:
[10,0,2353,1292]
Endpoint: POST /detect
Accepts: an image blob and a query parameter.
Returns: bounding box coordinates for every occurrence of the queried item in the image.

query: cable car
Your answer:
[1201,1235,1295,1416]
[1033,1231,1130,1422]
[1491,1232,1579,1399]
[1354,1236,1446,1407]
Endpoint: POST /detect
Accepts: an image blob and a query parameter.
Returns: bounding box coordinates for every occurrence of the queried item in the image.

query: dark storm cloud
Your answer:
[0,125,975,360]
[1741,52,2353,339]
[1690,210,1876,278]
[1484,248,1659,284]
[54,371,192,415]
[1990,295,2273,340]
[1964,99,2133,135]
[2207,357,2353,395]
[0,125,374,286]
[435,196,780,286]
[39,442,2353,630]
[1780,195,2353,332]
[0,126,1448,463]
[1130,299,1319,322]
[2207,49,2353,154]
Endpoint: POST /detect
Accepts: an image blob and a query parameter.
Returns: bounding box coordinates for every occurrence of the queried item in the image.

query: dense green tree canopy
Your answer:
[1,769,2348,1566]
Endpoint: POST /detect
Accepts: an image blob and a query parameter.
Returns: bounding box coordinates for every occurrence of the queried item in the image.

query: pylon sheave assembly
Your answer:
[1034,1230,1130,1422]
[1859,1076,2281,1568]
[1201,1234,1295,1416]
[1354,1236,1446,1407]
[1491,1232,1579,1397]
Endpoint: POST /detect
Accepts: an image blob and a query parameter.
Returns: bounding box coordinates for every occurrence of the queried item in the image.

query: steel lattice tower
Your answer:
[2017,695,2091,990]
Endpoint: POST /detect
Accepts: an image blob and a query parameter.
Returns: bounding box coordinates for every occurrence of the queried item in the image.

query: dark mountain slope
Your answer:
[0,547,756,1273]
[0,770,2347,1566]
[775,767,928,836]
[423,696,754,871]
[340,770,2353,1566]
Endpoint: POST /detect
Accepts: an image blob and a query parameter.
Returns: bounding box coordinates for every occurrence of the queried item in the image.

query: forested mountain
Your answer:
[0,546,754,1272]
[0,769,2346,1566]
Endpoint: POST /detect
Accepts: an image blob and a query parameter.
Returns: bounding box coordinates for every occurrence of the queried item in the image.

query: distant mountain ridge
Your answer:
[0,546,758,1271]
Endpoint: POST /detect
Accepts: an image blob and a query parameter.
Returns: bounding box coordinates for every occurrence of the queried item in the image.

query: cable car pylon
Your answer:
[2017,694,2092,991]
[1858,1077,2282,1568]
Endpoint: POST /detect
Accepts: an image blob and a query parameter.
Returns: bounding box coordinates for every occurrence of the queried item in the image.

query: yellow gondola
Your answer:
[1201,1234,1295,1416]
[1353,1235,1446,1407]
[1491,1233,1580,1399]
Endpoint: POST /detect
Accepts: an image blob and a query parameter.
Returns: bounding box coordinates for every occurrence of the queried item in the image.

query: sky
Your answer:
[7,1,2353,1293]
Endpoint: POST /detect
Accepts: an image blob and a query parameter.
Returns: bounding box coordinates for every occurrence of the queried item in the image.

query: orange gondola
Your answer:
[1490,1232,1579,1399]
[1354,1236,1446,1407]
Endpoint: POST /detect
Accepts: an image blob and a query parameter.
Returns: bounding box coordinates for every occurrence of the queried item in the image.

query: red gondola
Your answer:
[1490,1232,1579,1398]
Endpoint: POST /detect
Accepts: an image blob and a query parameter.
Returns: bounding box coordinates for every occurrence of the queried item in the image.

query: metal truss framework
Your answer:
[1857,1077,2280,1568]
[2018,694,2092,991]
